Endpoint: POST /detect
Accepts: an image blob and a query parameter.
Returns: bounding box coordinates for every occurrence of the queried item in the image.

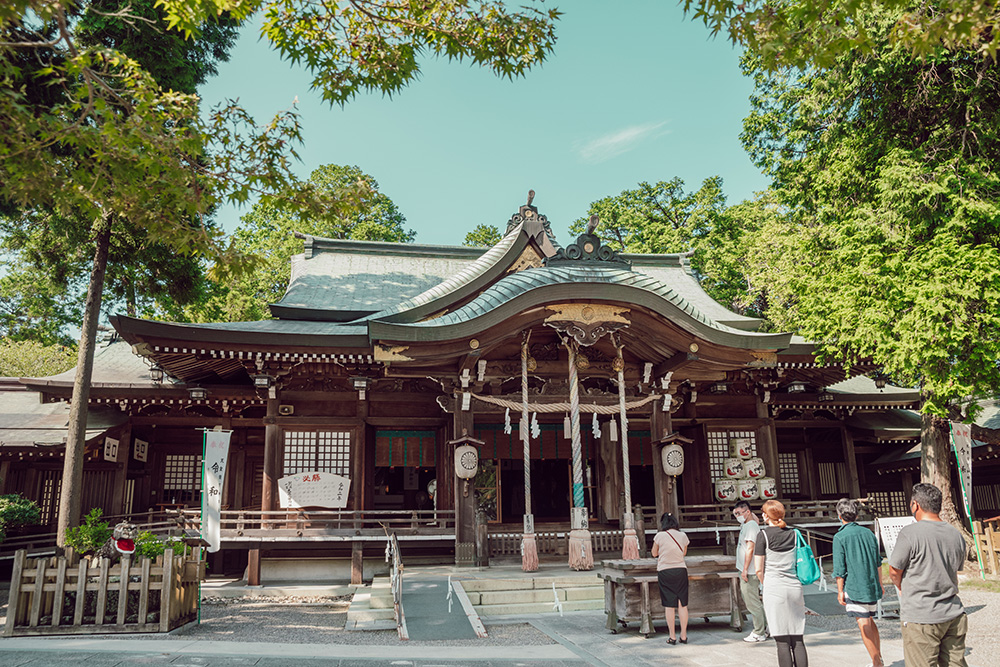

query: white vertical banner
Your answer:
[950,421,973,517]
[202,430,232,553]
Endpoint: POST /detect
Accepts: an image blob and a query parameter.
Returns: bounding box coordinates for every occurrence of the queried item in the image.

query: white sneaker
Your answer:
[743,632,767,643]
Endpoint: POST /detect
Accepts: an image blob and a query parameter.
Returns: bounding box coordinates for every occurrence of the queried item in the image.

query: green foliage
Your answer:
[64,508,112,555]
[0,494,41,542]
[0,338,76,377]
[463,224,502,247]
[156,0,561,105]
[682,0,1000,70]
[182,164,414,322]
[0,257,83,346]
[738,28,1000,415]
[134,531,184,559]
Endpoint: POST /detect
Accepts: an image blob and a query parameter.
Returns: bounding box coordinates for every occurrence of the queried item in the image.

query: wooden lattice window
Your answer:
[164,454,201,491]
[868,490,907,516]
[283,431,351,476]
[707,429,757,482]
[778,452,800,494]
[818,462,849,495]
[39,470,61,525]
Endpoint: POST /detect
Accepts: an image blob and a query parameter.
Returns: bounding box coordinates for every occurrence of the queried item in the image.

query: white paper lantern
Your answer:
[454,444,479,480]
[661,443,685,476]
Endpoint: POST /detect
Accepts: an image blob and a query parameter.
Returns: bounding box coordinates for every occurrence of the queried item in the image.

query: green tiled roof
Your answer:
[369,264,790,349]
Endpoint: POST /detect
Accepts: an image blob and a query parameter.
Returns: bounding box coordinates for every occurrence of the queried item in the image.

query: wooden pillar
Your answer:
[598,421,621,522]
[453,408,476,566]
[351,542,364,585]
[436,424,454,512]
[231,430,246,510]
[0,460,9,494]
[363,424,376,511]
[755,397,781,497]
[842,427,861,498]
[650,408,675,519]
[251,396,280,587]
[110,423,132,515]
[352,400,369,511]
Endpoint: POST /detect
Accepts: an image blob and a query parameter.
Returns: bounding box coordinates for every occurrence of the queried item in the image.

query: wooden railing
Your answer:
[973,517,1000,577]
[173,508,457,540]
[636,501,849,530]
[0,511,192,560]
[4,547,204,636]
[488,529,626,558]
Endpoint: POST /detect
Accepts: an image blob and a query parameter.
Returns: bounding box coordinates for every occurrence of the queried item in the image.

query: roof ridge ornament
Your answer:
[504,190,561,257]
[546,215,631,268]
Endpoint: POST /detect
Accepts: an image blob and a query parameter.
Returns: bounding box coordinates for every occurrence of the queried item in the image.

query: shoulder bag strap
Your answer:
[667,529,684,551]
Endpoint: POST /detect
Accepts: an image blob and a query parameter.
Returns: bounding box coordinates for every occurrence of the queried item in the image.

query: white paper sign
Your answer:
[202,430,232,553]
[278,471,351,509]
[951,421,973,515]
[133,438,148,463]
[876,516,916,562]
[104,437,119,462]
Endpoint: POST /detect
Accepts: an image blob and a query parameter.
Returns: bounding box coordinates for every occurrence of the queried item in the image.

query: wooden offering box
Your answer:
[597,555,745,637]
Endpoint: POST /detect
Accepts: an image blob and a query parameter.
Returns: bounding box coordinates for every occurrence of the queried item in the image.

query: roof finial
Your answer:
[586,214,600,235]
[527,189,535,206]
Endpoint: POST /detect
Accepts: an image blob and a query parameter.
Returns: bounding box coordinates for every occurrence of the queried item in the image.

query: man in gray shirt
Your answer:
[888,483,968,666]
[732,500,768,642]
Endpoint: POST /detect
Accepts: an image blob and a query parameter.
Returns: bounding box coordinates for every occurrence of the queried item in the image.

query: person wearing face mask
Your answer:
[732,500,768,643]
[888,483,968,667]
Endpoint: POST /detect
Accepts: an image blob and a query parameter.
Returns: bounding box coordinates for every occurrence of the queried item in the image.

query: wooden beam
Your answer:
[653,352,698,378]
[842,427,861,498]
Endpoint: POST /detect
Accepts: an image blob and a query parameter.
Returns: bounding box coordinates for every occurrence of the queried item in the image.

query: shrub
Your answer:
[134,531,184,560]
[64,508,112,555]
[0,494,41,542]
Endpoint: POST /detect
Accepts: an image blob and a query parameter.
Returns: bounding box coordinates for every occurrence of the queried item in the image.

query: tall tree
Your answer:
[185,164,414,322]
[738,27,1000,523]
[0,0,559,544]
[463,224,501,247]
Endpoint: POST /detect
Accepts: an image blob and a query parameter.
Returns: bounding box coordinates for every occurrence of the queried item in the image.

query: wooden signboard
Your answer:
[278,471,351,509]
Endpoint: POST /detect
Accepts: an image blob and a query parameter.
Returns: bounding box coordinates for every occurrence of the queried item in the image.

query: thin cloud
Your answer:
[576,121,670,164]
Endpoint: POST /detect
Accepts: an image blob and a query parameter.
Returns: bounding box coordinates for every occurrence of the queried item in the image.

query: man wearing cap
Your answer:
[833,498,883,667]
[733,500,768,642]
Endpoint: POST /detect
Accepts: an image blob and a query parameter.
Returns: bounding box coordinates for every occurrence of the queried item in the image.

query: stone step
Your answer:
[476,598,604,616]
[458,576,602,592]
[345,589,397,622]
[466,586,603,606]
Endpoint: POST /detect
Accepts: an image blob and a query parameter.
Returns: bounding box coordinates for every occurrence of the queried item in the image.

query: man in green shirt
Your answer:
[833,498,884,667]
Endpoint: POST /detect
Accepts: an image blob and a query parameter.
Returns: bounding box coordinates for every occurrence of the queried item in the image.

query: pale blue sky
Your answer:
[198,3,769,246]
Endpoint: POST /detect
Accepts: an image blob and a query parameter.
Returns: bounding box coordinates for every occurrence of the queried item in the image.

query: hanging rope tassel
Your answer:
[520,331,538,572]
[565,337,593,571]
[615,335,640,560]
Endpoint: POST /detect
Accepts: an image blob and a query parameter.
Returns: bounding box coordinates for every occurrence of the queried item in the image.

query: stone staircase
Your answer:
[345,572,604,629]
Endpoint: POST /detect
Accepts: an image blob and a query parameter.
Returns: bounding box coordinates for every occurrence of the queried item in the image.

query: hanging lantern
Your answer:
[661,443,685,476]
[455,444,479,480]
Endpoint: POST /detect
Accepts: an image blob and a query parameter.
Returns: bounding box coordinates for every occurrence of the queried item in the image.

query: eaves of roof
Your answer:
[369,264,792,349]
[111,316,371,349]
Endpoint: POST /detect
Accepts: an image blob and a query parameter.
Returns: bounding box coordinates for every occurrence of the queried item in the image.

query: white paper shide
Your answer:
[278,471,351,509]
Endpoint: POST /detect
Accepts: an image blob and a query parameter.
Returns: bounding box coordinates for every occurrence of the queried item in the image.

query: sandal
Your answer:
[679,638,687,644]
[666,638,676,645]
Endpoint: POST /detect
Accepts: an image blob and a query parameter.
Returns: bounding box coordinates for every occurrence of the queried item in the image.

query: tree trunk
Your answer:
[56,213,112,548]
[920,412,962,527]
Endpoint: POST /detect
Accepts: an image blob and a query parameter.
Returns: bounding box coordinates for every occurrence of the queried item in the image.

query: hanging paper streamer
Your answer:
[531,412,540,439]
[504,407,511,434]
[591,412,600,439]
[715,527,721,544]
[563,415,571,439]
[663,393,673,412]
[609,419,618,441]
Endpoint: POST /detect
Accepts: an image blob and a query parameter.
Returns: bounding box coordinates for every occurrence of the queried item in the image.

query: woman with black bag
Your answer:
[651,512,689,644]
[755,499,808,666]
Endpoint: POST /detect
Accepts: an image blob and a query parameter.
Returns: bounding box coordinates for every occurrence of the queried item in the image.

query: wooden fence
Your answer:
[3,547,204,636]
[489,529,626,558]
[973,518,1000,577]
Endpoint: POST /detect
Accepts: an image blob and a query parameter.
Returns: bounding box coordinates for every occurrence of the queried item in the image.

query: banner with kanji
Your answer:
[278,471,351,509]
[950,421,973,519]
[202,430,232,553]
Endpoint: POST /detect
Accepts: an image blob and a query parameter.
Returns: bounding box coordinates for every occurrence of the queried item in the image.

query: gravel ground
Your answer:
[0,587,555,647]
[804,578,1000,664]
